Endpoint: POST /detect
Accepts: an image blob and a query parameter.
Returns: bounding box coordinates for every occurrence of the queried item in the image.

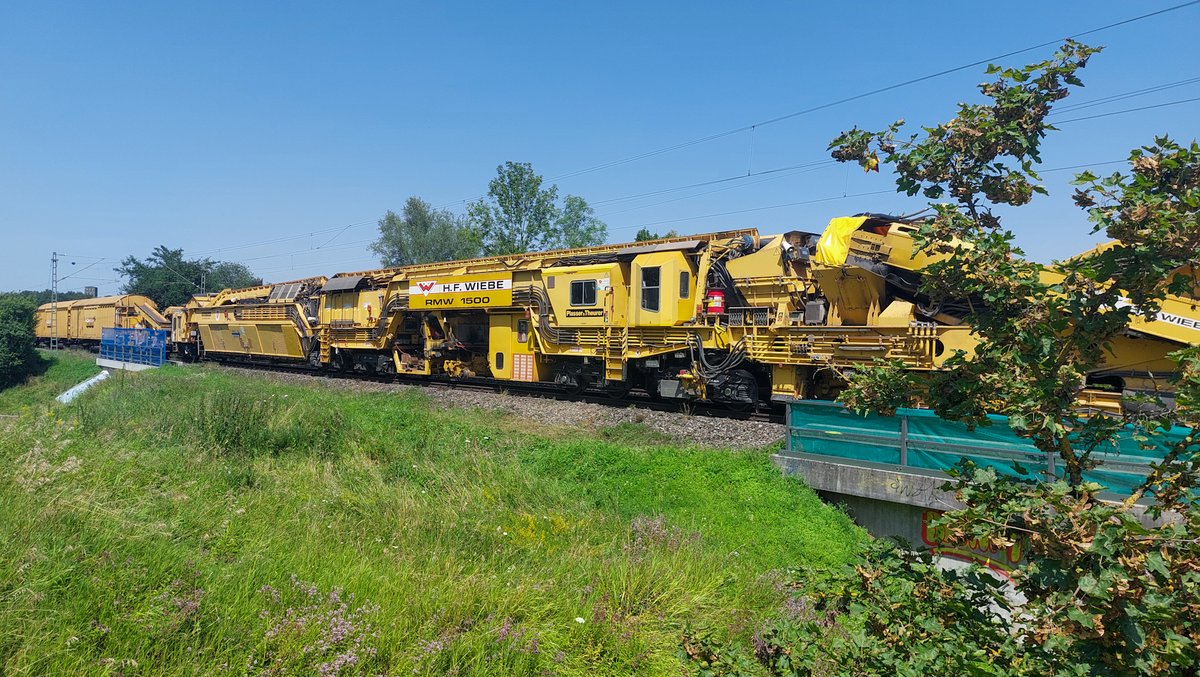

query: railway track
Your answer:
[205,359,785,425]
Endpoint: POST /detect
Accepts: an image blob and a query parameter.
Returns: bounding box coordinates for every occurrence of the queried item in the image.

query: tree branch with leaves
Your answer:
[681,41,1200,675]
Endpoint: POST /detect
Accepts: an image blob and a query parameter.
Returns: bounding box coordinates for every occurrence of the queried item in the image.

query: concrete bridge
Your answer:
[773,401,1182,574]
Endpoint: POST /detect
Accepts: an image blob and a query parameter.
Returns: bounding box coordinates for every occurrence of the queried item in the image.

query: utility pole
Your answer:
[50,252,59,350]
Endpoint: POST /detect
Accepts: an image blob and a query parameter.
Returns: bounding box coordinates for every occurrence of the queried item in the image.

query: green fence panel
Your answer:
[786,400,1193,497]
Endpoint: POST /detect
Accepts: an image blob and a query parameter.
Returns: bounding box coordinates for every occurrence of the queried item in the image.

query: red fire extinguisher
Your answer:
[705,289,726,314]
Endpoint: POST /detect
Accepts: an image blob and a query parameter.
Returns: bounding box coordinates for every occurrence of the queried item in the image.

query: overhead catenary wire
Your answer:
[591,75,1188,222]
[614,189,899,232]
[1051,75,1200,114]
[189,218,378,257]
[611,155,1140,233]
[430,0,1200,213]
[596,163,838,219]
[588,160,835,208]
[56,4,1200,288]
[593,75,1195,221]
[194,66,1200,264]
[123,3,1198,267]
[1053,95,1200,124]
[245,154,1138,283]
[57,258,108,283]
[73,150,1145,288]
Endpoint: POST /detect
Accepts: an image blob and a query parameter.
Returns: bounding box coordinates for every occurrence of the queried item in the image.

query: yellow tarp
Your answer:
[812,216,869,266]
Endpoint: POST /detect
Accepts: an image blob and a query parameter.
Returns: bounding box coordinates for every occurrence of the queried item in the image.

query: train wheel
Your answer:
[553,365,587,396]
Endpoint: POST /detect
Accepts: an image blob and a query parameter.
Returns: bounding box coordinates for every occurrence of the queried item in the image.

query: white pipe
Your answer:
[56,370,110,404]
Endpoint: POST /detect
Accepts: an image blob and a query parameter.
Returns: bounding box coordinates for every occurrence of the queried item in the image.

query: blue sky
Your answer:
[3,1,1198,294]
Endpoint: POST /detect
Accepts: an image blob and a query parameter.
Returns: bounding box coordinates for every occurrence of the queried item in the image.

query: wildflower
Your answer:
[574,617,585,624]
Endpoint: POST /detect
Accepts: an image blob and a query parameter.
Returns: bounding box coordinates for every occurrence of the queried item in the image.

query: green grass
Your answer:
[0,350,100,412]
[0,353,864,675]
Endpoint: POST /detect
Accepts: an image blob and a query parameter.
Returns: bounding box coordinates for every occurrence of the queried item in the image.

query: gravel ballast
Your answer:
[219,366,786,450]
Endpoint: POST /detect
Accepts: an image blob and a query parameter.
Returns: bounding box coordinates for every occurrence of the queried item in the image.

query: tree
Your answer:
[369,198,481,267]
[207,262,261,293]
[556,195,606,249]
[3,289,92,305]
[467,161,607,255]
[681,41,1200,674]
[0,295,41,389]
[634,227,679,242]
[117,246,261,308]
[822,40,1200,673]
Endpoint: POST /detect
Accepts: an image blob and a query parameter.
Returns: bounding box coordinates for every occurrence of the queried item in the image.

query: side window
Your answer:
[516,319,529,343]
[641,266,661,312]
[495,352,505,370]
[679,271,691,299]
[570,280,597,306]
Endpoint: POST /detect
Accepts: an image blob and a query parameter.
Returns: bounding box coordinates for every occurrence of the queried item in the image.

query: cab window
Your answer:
[641,267,661,312]
[679,271,691,299]
[570,280,597,306]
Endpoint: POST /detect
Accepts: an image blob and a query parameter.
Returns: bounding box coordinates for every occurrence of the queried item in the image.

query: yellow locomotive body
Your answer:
[35,295,168,347]
[168,214,1199,409]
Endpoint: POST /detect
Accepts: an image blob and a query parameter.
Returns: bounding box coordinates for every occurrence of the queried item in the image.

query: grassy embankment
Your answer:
[0,351,863,675]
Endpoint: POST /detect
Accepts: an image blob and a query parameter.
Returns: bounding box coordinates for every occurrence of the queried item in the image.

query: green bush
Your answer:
[0,295,40,389]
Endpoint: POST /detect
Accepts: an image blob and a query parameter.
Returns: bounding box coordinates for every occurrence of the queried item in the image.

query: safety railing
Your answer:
[785,400,1191,497]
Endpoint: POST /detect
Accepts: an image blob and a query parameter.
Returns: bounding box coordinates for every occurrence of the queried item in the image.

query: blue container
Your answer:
[100,328,169,367]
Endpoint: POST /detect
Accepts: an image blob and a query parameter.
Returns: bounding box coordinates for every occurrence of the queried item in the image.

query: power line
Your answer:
[432,1,1200,212]
[614,189,898,232]
[613,155,1137,233]
[64,276,122,283]
[58,258,108,283]
[163,3,1200,258]
[590,160,835,207]
[1040,159,1127,173]
[55,253,105,260]
[180,156,1143,282]
[312,222,357,250]
[547,1,1200,181]
[1052,75,1200,114]
[593,80,1193,219]
[1054,95,1200,123]
[189,218,377,257]
[54,4,1200,280]
[252,253,380,278]
[236,238,377,263]
[597,163,838,218]
[236,157,1137,274]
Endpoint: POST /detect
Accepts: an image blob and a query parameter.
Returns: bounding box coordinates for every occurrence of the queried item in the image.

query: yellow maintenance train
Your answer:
[160,214,1197,411]
[34,294,169,348]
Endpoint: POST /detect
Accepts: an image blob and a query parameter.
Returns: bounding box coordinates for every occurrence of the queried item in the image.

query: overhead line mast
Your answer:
[50,252,59,351]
